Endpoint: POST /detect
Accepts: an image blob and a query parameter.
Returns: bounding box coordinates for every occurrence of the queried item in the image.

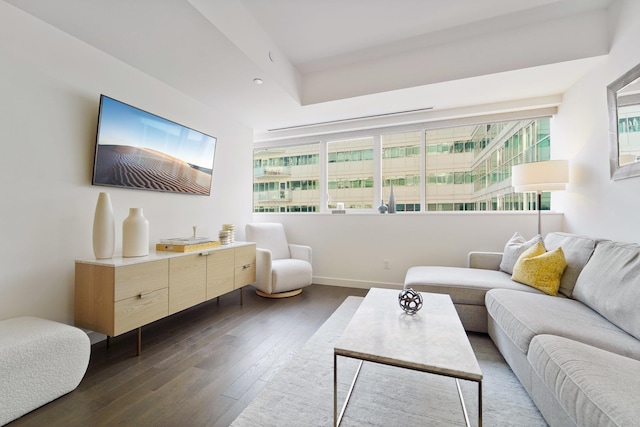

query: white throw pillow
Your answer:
[499,232,543,275]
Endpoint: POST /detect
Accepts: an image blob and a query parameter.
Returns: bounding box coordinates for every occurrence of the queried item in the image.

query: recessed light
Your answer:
[253,78,264,85]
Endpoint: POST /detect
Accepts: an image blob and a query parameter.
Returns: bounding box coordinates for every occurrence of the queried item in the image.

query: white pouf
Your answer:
[0,316,90,425]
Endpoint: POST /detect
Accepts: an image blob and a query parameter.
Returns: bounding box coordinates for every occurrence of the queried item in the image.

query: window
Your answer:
[426,118,551,211]
[328,138,374,209]
[253,117,553,213]
[253,143,320,212]
[382,132,421,212]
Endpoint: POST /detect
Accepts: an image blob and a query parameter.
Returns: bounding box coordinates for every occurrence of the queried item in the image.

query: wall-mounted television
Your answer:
[92,95,217,196]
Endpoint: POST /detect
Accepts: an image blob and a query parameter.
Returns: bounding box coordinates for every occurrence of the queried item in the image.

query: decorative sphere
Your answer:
[398,288,423,314]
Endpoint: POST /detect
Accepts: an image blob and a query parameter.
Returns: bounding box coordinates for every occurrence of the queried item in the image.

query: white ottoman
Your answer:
[0,316,90,425]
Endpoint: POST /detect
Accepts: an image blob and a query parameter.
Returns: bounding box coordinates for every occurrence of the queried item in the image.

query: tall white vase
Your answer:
[92,192,115,259]
[122,208,149,257]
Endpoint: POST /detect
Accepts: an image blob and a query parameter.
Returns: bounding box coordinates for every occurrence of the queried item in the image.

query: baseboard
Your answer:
[312,276,403,290]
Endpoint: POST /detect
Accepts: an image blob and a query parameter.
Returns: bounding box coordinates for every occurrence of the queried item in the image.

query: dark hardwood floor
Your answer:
[8,285,368,427]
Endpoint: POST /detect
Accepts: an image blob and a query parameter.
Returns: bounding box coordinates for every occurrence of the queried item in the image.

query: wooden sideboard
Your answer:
[74,242,256,355]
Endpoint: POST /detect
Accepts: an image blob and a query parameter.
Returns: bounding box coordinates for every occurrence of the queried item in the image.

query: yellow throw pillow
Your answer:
[512,242,567,296]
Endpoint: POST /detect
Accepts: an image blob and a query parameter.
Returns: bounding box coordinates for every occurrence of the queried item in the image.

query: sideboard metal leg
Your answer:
[136,327,142,356]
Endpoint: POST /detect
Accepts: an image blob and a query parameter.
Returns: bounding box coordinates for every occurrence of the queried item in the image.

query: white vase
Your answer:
[122,208,149,257]
[92,192,115,259]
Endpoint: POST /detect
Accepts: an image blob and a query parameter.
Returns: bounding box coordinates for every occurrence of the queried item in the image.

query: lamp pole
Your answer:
[512,160,569,237]
[536,191,542,236]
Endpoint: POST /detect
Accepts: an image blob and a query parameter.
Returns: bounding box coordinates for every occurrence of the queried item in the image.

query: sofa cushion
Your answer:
[404,266,543,306]
[499,232,543,275]
[511,243,567,296]
[573,240,640,341]
[529,334,640,427]
[485,289,640,359]
[544,232,599,297]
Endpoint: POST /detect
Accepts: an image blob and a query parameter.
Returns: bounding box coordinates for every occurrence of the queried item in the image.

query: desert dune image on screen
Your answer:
[93,96,216,195]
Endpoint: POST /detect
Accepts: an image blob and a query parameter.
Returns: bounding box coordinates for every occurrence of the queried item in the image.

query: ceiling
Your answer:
[5,0,614,140]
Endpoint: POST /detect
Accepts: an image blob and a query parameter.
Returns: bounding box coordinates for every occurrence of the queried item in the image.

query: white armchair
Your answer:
[245,223,312,298]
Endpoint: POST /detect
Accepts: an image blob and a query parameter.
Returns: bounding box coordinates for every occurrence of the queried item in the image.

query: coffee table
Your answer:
[333,288,482,426]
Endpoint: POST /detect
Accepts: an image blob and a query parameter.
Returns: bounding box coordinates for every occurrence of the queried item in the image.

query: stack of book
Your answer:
[218,230,231,245]
[156,237,221,252]
[222,224,236,243]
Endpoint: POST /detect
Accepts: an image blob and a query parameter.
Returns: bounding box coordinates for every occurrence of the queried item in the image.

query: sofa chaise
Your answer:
[403,232,640,427]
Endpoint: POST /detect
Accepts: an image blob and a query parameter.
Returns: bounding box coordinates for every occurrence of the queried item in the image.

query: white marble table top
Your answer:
[334,288,482,381]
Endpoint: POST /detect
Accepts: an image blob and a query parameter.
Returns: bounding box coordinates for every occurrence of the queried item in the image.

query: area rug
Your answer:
[230,296,547,427]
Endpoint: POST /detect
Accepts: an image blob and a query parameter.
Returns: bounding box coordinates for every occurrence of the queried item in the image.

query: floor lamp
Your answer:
[512,160,569,236]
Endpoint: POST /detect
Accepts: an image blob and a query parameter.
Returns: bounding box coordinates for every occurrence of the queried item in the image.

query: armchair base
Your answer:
[256,288,303,299]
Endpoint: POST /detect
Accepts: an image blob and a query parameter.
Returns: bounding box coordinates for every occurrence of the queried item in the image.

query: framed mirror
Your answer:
[608,62,640,180]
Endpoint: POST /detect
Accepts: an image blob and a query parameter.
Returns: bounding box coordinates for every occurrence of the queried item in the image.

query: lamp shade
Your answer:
[512,160,569,193]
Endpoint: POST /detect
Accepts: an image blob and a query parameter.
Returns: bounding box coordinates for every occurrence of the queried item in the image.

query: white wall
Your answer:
[0,3,254,324]
[553,0,640,243]
[255,212,563,288]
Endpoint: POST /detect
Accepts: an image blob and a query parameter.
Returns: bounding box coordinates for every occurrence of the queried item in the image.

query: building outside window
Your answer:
[252,118,551,213]
[328,138,374,209]
[427,119,550,211]
[382,131,421,212]
[253,143,320,212]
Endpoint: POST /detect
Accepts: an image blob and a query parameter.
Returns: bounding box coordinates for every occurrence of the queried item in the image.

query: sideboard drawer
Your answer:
[235,244,256,268]
[114,260,168,301]
[234,244,256,288]
[114,288,168,335]
[235,263,256,288]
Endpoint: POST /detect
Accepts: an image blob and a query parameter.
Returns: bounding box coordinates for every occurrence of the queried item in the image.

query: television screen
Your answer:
[92,95,217,195]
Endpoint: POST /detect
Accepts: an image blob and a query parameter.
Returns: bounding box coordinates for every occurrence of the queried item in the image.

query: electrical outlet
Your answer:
[383,259,390,269]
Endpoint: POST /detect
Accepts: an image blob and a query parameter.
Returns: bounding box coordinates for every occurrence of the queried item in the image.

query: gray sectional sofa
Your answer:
[404,232,640,427]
